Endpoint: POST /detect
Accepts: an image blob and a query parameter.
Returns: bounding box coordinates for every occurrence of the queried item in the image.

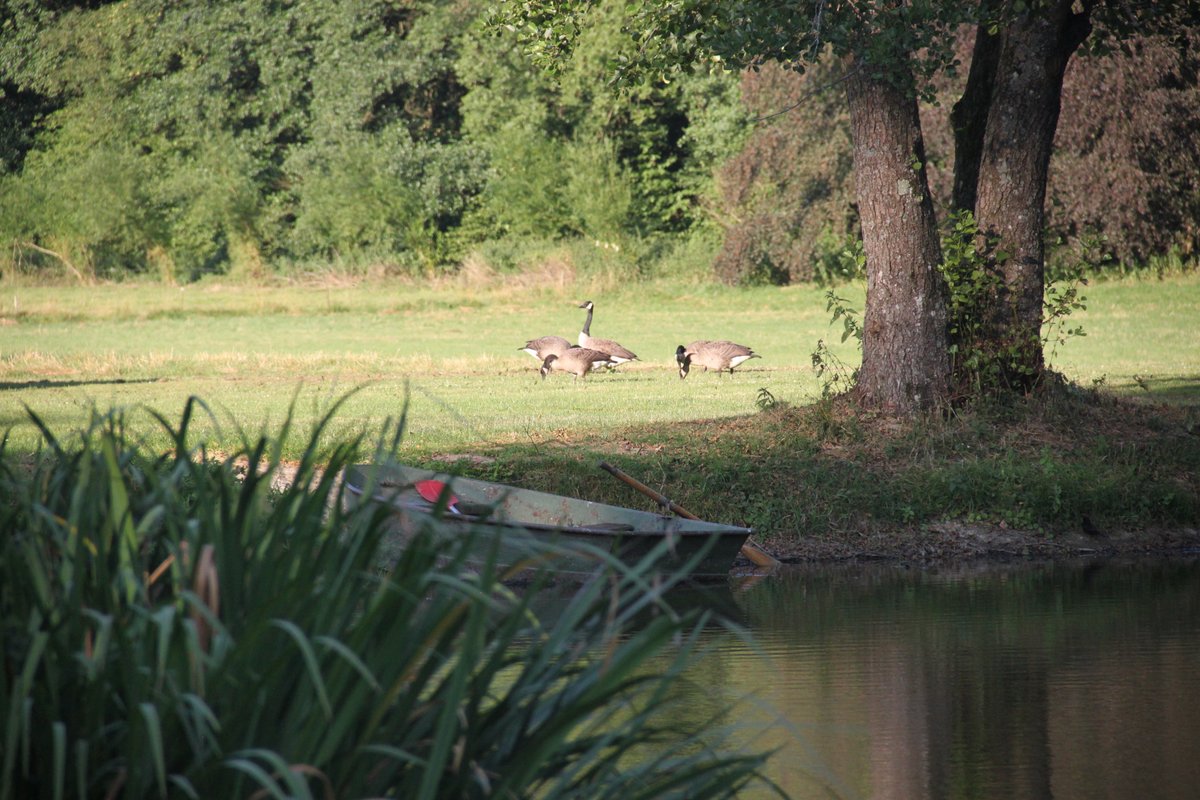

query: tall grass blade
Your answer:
[167,774,200,800]
[313,636,380,692]
[224,757,291,800]
[51,722,65,800]
[101,433,139,605]
[73,740,88,800]
[177,693,221,758]
[3,631,47,797]
[138,702,168,798]
[229,749,319,800]
[21,406,63,457]
[269,620,333,720]
[20,541,55,625]
[417,585,488,800]
[152,606,178,686]
[1,397,773,799]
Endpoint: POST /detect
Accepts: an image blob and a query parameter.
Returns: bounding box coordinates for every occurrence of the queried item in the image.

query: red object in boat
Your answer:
[414,479,459,512]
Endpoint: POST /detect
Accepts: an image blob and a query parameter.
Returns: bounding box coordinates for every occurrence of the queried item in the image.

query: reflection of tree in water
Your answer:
[729,559,1200,799]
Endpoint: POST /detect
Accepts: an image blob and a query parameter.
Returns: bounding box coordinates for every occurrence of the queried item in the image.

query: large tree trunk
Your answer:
[950,3,1002,215]
[973,1,1092,387]
[845,60,949,413]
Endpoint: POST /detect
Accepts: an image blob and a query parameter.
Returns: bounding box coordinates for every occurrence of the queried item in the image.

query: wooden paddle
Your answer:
[598,461,781,569]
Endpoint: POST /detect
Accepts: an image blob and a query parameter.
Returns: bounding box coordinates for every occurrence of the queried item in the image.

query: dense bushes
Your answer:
[1049,32,1200,268]
[0,2,1196,283]
[0,0,749,282]
[919,28,1200,275]
[711,60,858,286]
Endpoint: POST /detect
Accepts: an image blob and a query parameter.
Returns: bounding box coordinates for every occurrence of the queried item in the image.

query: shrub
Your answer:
[711,60,858,285]
[1048,33,1200,268]
[938,210,1088,398]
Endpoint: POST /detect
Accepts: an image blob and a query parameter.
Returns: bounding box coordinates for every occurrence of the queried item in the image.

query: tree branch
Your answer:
[19,241,90,284]
[749,65,859,124]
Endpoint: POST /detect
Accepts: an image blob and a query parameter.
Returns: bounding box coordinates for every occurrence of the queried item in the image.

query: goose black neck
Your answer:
[581,306,593,335]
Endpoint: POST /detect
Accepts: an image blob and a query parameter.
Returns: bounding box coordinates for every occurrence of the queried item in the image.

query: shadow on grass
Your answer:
[0,378,159,391]
[1110,375,1200,405]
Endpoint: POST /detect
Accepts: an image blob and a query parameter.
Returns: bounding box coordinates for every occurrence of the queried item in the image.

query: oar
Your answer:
[598,461,780,569]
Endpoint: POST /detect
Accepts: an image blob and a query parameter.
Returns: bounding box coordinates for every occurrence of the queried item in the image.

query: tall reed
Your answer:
[0,397,777,799]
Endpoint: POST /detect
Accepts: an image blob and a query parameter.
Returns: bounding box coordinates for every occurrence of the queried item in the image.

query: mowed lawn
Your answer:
[2,274,1197,459]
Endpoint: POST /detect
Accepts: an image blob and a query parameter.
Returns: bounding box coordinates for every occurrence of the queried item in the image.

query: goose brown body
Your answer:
[675,340,760,378]
[520,335,572,362]
[540,347,617,380]
[576,300,638,363]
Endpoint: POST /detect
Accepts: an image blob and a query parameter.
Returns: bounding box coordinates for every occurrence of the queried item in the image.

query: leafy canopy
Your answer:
[488,0,978,93]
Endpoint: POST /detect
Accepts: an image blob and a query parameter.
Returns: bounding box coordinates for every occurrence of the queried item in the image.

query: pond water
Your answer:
[671,556,1200,800]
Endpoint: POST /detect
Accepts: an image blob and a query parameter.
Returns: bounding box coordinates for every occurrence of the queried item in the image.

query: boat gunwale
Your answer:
[343,464,752,539]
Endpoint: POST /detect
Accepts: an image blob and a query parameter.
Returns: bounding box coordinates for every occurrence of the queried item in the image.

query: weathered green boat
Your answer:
[342,463,753,577]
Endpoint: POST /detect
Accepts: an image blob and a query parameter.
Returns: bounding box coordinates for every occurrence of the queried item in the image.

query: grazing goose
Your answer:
[540,347,617,381]
[519,335,572,362]
[576,300,638,363]
[675,340,760,378]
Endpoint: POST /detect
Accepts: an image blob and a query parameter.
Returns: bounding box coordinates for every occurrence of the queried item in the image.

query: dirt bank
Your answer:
[757,522,1200,566]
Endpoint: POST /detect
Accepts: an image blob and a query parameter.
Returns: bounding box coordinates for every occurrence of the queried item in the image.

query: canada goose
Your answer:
[576,300,638,363]
[675,340,760,378]
[540,347,617,381]
[519,335,572,362]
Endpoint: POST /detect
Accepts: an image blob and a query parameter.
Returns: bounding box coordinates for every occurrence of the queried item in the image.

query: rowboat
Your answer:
[342,463,753,577]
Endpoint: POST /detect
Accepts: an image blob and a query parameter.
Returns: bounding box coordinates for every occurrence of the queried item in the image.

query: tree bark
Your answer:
[973,0,1092,387]
[845,60,950,413]
[950,4,1003,214]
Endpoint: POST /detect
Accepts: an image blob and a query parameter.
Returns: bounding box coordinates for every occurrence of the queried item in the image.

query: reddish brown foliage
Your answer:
[1050,32,1200,264]
[712,61,857,285]
[717,31,1199,281]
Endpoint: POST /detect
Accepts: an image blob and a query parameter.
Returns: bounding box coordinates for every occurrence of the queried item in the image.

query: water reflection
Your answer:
[669,557,1200,799]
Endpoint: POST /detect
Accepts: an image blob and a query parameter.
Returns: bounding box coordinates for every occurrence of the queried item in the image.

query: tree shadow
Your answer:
[0,378,159,391]
[1111,375,1200,406]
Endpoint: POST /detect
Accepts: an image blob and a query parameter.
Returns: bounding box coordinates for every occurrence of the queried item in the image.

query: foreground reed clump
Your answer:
[0,398,776,800]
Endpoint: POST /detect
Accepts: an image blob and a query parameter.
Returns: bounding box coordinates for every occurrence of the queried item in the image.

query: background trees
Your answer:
[1048,31,1200,270]
[0,0,1196,292]
[0,0,746,280]
[711,59,856,286]
[488,0,1199,411]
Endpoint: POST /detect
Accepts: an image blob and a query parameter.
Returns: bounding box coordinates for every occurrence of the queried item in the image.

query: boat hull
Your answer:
[342,463,752,577]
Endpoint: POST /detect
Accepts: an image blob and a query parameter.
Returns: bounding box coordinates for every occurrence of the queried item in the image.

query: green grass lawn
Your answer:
[1050,276,1200,401]
[3,273,1198,547]
[0,280,850,456]
[2,274,1198,459]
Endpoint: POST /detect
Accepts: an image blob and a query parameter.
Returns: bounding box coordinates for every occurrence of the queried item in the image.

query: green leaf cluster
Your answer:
[0,0,748,280]
[938,209,1089,398]
[5,1,1194,285]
